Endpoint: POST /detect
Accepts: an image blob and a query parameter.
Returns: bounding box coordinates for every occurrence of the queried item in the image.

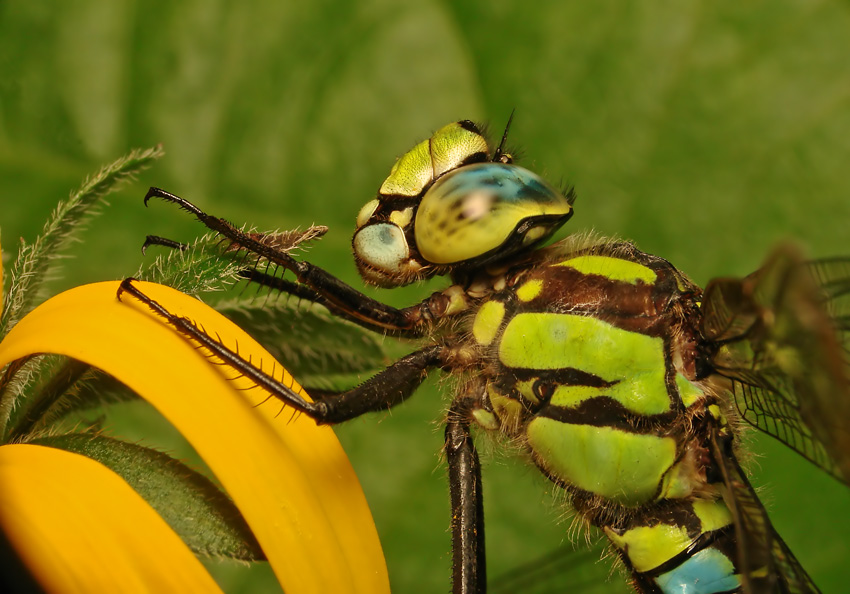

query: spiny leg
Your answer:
[234,267,455,335]
[116,278,443,424]
[237,268,329,308]
[142,232,449,332]
[144,187,437,337]
[142,235,188,254]
[446,393,486,594]
[140,231,328,307]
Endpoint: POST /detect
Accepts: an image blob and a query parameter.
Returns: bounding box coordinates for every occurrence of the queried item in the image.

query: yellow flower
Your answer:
[0,280,389,593]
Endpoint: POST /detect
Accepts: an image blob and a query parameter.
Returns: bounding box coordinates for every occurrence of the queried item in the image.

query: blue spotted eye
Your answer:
[414,163,572,265]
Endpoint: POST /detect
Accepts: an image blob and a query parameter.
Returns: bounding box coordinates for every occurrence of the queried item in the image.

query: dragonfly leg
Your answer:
[141,235,189,254]
[143,187,458,338]
[446,393,486,594]
[313,344,443,423]
[116,278,443,424]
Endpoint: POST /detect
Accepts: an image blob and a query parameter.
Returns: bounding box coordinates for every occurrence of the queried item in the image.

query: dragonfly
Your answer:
[122,117,850,593]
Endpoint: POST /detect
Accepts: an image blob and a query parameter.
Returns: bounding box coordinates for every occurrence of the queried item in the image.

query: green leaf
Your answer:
[3,358,139,440]
[135,232,246,297]
[31,432,264,562]
[0,146,164,337]
[4,356,91,441]
[218,297,398,393]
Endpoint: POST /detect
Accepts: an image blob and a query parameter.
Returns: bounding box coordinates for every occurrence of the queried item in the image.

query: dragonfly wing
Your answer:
[488,542,626,594]
[709,427,819,594]
[701,245,850,483]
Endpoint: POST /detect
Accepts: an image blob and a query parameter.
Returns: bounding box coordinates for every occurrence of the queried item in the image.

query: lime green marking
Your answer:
[379,138,433,197]
[472,408,499,431]
[527,419,677,506]
[659,456,699,499]
[692,499,733,533]
[708,404,722,421]
[429,122,489,177]
[472,300,505,346]
[549,385,602,409]
[500,313,671,415]
[675,374,704,408]
[557,255,657,285]
[515,379,538,404]
[516,279,543,302]
[442,286,469,316]
[604,523,692,573]
[488,385,521,432]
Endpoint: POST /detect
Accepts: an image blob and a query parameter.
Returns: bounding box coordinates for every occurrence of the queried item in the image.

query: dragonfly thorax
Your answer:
[460,239,716,508]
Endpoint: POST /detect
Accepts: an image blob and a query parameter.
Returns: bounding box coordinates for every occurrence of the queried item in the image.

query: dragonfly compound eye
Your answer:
[352,221,423,286]
[414,162,573,265]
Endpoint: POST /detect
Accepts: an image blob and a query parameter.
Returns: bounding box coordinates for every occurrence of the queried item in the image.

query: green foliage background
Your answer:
[2,1,849,592]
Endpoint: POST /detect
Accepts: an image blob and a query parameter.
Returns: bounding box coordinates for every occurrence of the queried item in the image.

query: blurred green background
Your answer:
[2,1,849,592]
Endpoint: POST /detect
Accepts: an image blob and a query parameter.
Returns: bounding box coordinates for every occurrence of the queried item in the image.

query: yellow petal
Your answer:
[0,443,224,594]
[0,281,388,594]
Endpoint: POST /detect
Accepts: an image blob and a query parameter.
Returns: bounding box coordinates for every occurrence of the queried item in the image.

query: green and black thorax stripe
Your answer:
[462,240,713,508]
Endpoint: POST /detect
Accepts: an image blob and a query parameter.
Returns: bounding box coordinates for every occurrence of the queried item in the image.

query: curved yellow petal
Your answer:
[0,281,388,594]
[0,443,224,594]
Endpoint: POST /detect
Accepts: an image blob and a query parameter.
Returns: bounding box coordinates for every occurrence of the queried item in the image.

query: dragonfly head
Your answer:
[352,120,574,287]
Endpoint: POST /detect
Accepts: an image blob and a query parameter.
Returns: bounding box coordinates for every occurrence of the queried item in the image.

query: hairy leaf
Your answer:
[30,432,264,561]
[218,297,400,392]
[0,146,164,336]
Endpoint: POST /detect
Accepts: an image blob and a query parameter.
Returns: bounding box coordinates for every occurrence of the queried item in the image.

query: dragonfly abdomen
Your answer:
[607,497,742,594]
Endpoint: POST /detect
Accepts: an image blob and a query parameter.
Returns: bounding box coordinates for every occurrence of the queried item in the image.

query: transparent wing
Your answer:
[709,427,819,594]
[488,542,627,594]
[807,257,850,356]
[701,245,850,483]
